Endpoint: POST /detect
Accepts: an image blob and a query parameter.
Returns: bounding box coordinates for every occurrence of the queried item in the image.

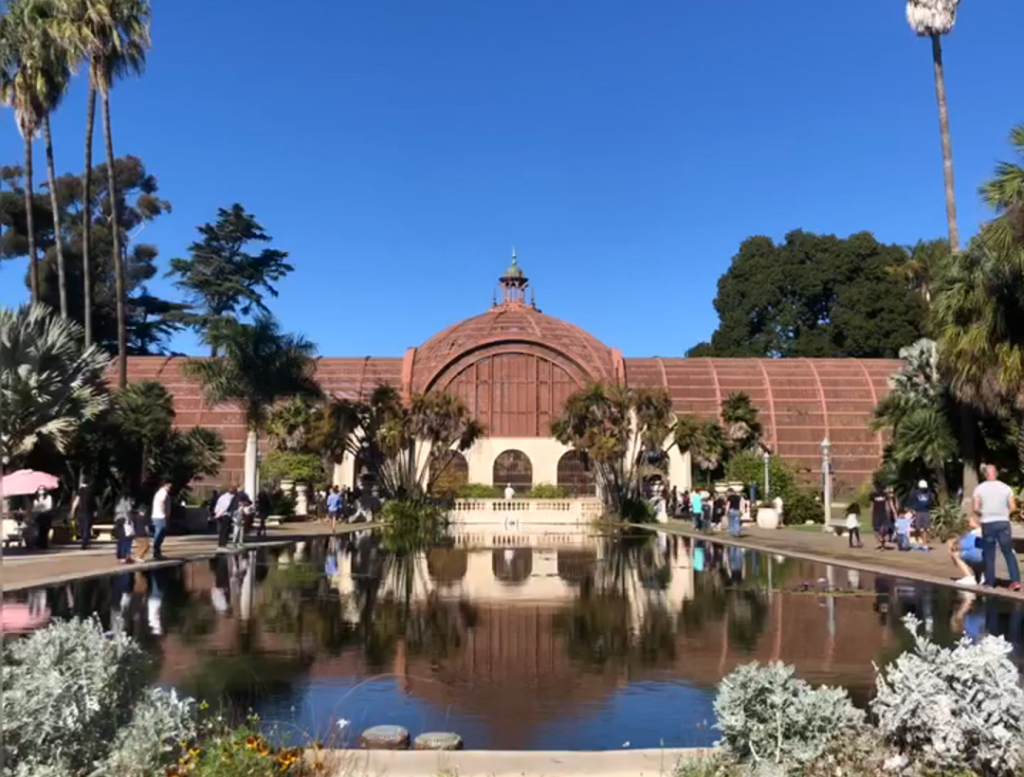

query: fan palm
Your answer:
[906,0,961,253]
[933,240,1024,480]
[0,0,67,305]
[674,415,726,486]
[720,391,762,454]
[111,379,174,492]
[0,303,110,496]
[184,314,321,497]
[979,124,1024,252]
[61,0,150,375]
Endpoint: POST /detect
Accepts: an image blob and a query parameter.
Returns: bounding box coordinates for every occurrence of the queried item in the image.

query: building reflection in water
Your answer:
[6,528,1024,750]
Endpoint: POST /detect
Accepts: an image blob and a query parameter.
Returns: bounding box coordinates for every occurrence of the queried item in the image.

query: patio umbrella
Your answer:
[1,469,60,497]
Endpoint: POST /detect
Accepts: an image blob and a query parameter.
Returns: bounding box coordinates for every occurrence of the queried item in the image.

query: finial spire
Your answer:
[511,245,517,264]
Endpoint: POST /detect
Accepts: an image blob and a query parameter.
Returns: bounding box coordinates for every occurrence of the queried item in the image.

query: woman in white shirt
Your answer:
[31,487,54,550]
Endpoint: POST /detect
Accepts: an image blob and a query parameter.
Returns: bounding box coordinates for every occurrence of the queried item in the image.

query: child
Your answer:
[894,509,914,551]
[231,496,252,548]
[845,503,863,548]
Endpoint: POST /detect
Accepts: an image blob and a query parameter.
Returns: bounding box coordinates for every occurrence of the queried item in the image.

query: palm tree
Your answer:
[720,391,762,454]
[979,124,1024,252]
[0,0,64,305]
[184,314,321,498]
[906,0,961,253]
[0,303,110,497]
[933,241,1024,480]
[66,0,150,380]
[674,415,725,486]
[111,379,174,493]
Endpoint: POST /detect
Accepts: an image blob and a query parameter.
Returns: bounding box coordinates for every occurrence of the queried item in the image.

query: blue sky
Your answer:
[2,0,1023,357]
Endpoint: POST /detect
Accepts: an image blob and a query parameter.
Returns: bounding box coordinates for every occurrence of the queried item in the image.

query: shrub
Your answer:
[261,450,324,485]
[1,618,194,777]
[267,490,296,517]
[455,482,502,498]
[527,483,569,498]
[872,615,1024,776]
[782,489,823,525]
[930,500,968,543]
[725,452,796,499]
[714,661,863,767]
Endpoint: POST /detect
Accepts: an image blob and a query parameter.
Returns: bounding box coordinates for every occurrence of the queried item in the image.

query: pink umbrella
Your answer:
[1,469,60,497]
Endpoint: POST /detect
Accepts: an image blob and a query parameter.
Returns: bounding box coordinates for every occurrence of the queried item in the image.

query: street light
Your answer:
[763,449,771,496]
[821,438,832,528]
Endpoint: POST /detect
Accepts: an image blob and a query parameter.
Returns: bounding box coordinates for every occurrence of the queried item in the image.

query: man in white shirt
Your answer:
[504,483,515,501]
[214,487,236,549]
[151,480,172,561]
[972,464,1021,590]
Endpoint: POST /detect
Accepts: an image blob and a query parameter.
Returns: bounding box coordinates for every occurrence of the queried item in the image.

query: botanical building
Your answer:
[125,256,899,492]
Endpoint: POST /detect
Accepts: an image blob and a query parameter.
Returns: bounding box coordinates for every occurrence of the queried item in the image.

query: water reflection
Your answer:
[5,529,1024,750]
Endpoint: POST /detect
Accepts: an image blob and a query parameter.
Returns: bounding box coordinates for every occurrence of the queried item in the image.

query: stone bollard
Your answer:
[359,725,410,750]
[413,732,463,751]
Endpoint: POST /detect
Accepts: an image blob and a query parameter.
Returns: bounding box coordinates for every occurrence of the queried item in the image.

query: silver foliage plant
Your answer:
[906,0,960,35]
[1,618,195,777]
[714,661,863,768]
[872,614,1024,776]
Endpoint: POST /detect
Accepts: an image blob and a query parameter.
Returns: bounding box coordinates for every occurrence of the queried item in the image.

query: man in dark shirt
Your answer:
[726,488,743,537]
[871,486,893,550]
[907,479,933,546]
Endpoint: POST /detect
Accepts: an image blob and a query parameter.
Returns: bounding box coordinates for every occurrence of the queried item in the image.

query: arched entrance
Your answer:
[557,450,596,496]
[430,451,469,495]
[492,450,532,493]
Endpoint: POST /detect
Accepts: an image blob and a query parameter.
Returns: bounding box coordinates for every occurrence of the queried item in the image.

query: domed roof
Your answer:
[503,259,524,278]
[411,303,618,393]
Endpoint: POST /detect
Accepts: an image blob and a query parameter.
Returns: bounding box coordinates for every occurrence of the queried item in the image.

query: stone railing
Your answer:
[449,498,603,525]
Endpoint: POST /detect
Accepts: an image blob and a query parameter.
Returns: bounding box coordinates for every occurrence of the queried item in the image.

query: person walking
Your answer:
[31,487,53,550]
[214,486,237,550]
[972,464,1022,591]
[256,489,271,538]
[150,480,172,561]
[230,494,251,548]
[113,493,136,564]
[726,488,743,537]
[70,479,93,550]
[691,490,704,531]
[326,486,343,532]
[908,479,934,547]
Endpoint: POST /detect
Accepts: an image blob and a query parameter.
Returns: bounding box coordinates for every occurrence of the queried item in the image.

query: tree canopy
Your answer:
[0,155,185,354]
[691,230,928,358]
[167,204,293,352]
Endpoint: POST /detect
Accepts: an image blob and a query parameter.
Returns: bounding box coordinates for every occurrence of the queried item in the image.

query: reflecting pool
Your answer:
[5,528,1024,750]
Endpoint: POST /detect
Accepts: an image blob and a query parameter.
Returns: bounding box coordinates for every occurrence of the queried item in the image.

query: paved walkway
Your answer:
[1,522,370,593]
[656,519,1024,602]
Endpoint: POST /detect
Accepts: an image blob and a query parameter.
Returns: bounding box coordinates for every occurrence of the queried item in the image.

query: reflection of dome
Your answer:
[492,549,533,584]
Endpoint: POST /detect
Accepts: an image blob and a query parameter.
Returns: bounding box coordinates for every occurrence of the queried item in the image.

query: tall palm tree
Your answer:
[0,0,63,305]
[184,314,321,498]
[906,0,961,253]
[66,0,150,381]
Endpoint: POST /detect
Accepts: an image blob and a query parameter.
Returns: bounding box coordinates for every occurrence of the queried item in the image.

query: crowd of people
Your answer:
[658,484,773,538]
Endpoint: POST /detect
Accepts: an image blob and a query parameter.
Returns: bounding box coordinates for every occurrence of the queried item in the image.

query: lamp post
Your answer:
[763,450,771,496]
[821,438,832,529]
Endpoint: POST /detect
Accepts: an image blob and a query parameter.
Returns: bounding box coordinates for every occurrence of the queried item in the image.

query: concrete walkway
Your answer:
[320,748,706,777]
[655,519,1024,602]
[1,522,370,593]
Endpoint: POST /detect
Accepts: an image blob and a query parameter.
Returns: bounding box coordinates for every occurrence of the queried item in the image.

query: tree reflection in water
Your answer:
[554,528,679,670]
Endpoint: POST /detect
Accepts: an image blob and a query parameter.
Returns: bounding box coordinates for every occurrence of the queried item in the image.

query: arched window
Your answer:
[430,451,469,495]
[492,450,533,493]
[557,450,596,496]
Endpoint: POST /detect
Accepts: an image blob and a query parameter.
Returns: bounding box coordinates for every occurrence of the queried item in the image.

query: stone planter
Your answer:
[756,507,780,530]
